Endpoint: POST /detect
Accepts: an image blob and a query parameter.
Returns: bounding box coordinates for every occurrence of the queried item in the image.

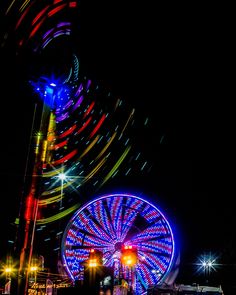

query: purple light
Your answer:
[57,22,71,28]
[61,193,177,293]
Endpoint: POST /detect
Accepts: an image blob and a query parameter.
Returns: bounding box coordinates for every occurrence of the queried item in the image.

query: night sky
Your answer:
[0,1,234,294]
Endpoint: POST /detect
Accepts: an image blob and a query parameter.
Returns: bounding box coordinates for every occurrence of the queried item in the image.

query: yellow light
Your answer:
[5,267,12,273]
[126,259,133,265]
[122,255,134,266]
[30,266,38,272]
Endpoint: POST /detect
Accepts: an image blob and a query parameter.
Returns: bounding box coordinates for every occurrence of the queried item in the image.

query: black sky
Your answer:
[0,1,234,293]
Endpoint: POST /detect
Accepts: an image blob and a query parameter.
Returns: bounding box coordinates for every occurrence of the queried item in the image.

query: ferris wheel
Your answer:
[61,193,177,294]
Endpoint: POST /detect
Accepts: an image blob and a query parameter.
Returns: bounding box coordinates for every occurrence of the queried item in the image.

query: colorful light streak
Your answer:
[4,0,76,51]
[2,0,154,286]
[61,193,176,294]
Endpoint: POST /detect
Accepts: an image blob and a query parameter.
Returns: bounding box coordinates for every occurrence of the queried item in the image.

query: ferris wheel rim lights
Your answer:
[61,192,177,292]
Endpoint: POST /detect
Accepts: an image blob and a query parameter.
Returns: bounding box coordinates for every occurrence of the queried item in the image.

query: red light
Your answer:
[69,1,77,8]
[25,194,36,220]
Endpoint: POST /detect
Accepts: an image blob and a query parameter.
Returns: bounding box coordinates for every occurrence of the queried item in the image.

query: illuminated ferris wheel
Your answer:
[61,193,177,294]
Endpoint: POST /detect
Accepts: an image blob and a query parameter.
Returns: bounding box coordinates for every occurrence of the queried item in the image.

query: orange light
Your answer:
[88,258,98,267]
[87,249,103,267]
[121,245,137,266]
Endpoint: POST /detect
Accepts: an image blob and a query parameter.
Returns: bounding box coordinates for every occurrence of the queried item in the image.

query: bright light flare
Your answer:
[195,253,220,275]
[4,267,13,273]
[58,173,66,181]
[29,266,38,272]
[88,259,98,268]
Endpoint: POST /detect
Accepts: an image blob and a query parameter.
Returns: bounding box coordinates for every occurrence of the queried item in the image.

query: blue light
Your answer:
[30,77,71,110]
[45,85,54,95]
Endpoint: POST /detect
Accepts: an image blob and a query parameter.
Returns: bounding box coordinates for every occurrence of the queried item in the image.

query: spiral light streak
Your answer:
[1,0,154,286]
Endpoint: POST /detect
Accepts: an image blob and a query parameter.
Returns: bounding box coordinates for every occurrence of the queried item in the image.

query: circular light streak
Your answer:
[1,0,154,280]
[61,193,176,294]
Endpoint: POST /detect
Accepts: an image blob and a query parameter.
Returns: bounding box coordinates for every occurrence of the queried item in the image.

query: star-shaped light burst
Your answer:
[54,168,80,209]
[51,166,87,200]
[57,172,67,208]
[58,172,66,181]
[195,253,220,276]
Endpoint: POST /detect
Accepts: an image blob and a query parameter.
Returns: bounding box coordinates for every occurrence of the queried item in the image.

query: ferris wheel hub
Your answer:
[114,242,123,251]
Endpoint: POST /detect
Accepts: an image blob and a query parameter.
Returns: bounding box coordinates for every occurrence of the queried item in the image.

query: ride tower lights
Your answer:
[16,81,58,295]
